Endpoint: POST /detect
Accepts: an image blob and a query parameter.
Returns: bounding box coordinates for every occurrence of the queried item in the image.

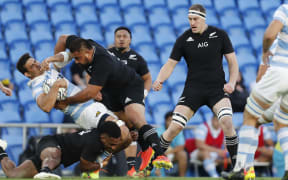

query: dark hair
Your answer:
[17,53,31,74]
[99,121,121,138]
[164,111,173,120]
[189,4,206,14]
[114,26,132,38]
[68,38,93,53]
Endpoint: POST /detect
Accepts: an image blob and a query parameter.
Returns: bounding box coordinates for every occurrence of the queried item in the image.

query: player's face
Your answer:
[114,30,131,49]
[24,58,42,78]
[188,15,206,34]
[101,135,121,152]
[72,49,91,66]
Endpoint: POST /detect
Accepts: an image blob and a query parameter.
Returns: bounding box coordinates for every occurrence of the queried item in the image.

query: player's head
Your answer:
[188,4,207,34]
[99,121,121,151]
[17,53,42,79]
[164,111,173,129]
[67,37,93,66]
[114,26,132,51]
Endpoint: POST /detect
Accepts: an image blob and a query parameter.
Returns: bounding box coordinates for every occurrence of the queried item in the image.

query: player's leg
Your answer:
[160,105,194,152]
[0,139,38,178]
[212,97,239,168]
[33,137,62,179]
[274,95,288,180]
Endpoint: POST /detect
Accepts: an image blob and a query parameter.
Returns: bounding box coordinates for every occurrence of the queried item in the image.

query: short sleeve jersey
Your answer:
[66,35,138,88]
[170,26,234,87]
[55,128,104,163]
[108,47,149,76]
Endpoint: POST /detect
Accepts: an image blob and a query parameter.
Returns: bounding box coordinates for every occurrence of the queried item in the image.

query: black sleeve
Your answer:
[221,30,234,54]
[88,55,113,86]
[169,37,183,61]
[136,54,149,76]
[66,35,80,49]
[81,143,102,162]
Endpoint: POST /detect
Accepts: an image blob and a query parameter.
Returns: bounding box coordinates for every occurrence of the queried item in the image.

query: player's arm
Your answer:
[64,84,102,105]
[153,59,178,91]
[55,35,70,54]
[224,52,239,93]
[262,20,283,64]
[141,72,152,98]
[0,81,12,96]
[36,79,67,112]
[79,155,111,172]
[256,64,269,83]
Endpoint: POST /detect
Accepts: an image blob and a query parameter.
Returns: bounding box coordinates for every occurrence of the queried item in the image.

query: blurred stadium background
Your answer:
[0,0,284,177]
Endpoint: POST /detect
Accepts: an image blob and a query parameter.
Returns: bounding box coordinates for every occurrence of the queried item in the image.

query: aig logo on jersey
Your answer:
[198,42,208,48]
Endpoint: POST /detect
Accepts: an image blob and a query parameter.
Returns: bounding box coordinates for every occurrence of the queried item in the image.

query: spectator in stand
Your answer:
[190,114,227,177]
[230,72,249,112]
[254,126,274,164]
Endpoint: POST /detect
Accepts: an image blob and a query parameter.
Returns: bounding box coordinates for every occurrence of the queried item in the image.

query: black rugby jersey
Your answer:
[108,47,149,76]
[66,35,140,88]
[54,128,104,163]
[170,26,234,88]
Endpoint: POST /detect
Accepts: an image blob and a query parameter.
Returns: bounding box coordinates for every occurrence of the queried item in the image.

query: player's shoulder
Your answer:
[208,26,227,36]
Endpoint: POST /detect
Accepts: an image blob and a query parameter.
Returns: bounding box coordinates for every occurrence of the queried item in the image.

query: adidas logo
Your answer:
[186,37,194,42]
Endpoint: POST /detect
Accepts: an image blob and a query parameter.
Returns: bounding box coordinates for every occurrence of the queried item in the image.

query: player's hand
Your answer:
[54,99,68,110]
[54,79,67,89]
[262,51,273,65]
[1,86,12,96]
[152,80,163,91]
[40,58,51,71]
[223,83,235,94]
[94,91,102,101]
[102,154,112,167]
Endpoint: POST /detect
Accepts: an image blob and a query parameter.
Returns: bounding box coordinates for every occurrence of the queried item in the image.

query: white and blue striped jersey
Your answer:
[270,4,288,66]
[27,64,93,121]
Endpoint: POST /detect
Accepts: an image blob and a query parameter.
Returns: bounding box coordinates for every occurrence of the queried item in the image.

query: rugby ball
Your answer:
[42,79,67,101]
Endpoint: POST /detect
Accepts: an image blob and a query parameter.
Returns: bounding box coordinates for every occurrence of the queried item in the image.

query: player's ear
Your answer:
[24,72,31,78]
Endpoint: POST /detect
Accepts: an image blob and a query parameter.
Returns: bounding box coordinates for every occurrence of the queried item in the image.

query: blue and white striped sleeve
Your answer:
[274,5,288,26]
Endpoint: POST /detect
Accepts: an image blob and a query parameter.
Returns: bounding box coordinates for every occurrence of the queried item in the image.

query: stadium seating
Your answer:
[0,1,285,169]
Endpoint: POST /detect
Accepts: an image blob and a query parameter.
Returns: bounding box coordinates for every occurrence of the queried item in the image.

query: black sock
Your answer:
[159,135,171,153]
[126,157,136,170]
[0,147,7,161]
[139,124,163,156]
[225,135,239,168]
[137,134,149,151]
[40,166,52,173]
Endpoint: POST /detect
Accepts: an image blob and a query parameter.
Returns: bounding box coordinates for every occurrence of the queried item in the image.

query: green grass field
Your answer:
[0,177,281,180]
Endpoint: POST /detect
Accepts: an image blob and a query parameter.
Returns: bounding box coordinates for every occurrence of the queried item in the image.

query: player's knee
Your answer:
[172,112,188,128]
[217,107,233,128]
[245,95,265,119]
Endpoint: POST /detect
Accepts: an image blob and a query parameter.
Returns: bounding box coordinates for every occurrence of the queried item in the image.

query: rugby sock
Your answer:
[126,157,136,170]
[139,124,163,156]
[137,134,149,151]
[159,135,171,153]
[225,134,239,169]
[245,127,259,169]
[0,147,7,161]
[233,125,253,172]
[278,127,288,171]
[203,159,218,177]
